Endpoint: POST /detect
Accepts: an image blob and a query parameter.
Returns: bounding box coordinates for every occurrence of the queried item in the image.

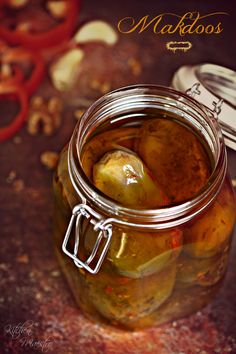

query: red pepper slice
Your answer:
[0,0,80,49]
[0,43,45,95]
[0,84,28,142]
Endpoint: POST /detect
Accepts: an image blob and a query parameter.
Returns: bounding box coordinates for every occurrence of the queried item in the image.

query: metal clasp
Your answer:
[62,204,113,274]
[212,98,224,120]
[185,82,201,98]
[185,82,224,121]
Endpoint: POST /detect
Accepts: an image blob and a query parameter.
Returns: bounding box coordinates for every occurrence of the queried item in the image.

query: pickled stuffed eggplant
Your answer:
[83,225,182,279]
[134,119,211,203]
[86,263,177,323]
[176,252,229,287]
[93,149,168,208]
[81,127,138,179]
[184,200,235,258]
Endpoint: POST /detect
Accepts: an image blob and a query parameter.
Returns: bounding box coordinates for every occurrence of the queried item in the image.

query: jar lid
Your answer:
[172,63,236,150]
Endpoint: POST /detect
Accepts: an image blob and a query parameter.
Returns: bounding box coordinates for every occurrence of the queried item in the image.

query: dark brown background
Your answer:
[0,1,236,353]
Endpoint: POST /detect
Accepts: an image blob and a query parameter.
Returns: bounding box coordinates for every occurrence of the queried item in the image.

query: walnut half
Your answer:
[27,96,63,136]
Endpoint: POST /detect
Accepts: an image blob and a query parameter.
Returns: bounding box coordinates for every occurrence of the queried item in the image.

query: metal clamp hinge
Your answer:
[62,204,113,274]
[185,82,201,98]
[212,98,224,120]
[186,82,224,120]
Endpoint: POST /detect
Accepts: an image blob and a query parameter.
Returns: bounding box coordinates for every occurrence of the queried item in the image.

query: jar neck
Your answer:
[68,84,227,229]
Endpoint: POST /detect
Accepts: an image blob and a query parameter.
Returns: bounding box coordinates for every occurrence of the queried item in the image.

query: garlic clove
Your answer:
[74,20,118,46]
[49,48,84,91]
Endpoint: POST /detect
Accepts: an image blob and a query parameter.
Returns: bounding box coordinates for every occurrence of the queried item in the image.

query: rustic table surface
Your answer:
[0,1,236,353]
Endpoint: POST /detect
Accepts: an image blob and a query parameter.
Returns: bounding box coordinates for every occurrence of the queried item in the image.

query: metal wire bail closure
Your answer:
[173,64,236,150]
[62,204,113,274]
[185,82,224,120]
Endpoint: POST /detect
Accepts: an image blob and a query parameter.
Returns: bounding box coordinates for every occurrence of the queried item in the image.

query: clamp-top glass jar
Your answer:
[53,85,235,330]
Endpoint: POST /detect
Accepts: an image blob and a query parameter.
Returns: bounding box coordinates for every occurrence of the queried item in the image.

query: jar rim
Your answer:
[68,84,227,229]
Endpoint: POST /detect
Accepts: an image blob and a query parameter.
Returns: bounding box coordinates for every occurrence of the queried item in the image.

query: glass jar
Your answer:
[53,85,235,330]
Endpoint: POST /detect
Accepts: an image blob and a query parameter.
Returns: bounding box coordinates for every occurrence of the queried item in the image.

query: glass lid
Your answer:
[172,63,236,151]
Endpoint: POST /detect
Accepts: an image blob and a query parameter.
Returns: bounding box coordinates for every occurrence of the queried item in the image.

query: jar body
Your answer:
[53,144,235,330]
[53,86,235,330]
